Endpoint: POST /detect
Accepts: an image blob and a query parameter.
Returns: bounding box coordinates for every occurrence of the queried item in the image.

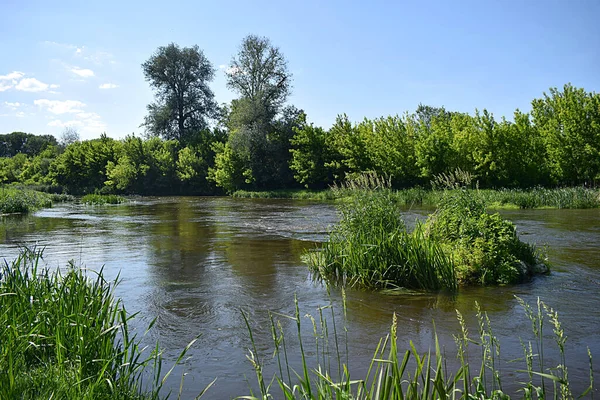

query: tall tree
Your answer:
[225,35,291,127]
[142,43,218,144]
[212,35,295,191]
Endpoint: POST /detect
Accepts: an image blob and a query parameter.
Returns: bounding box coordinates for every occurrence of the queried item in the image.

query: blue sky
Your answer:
[1,0,599,140]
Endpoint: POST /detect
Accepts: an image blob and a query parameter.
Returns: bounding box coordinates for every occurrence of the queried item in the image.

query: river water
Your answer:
[1,197,599,398]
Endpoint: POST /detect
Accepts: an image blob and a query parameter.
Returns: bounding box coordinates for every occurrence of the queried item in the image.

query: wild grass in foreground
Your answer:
[241,294,595,399]
[81,193,127,205]
[0,249,210,400]
[0,186,52,214]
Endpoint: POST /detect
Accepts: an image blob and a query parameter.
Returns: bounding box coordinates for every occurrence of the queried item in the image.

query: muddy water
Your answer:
[1,198,599,398]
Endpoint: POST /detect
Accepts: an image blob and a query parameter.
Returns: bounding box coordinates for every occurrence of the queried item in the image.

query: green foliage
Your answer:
[0,131,58,157]
[307,175,457,291]
[50,135,121,194]
[142,43,218,143]
[425,186,544,285]
[532,84,600,185]
[81,193,126,205]
[0,187,52,213]
[290,119,332,188]
[0,250,206,399]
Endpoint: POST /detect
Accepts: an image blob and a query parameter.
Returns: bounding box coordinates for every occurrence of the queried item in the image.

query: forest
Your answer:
[1,37,599,196]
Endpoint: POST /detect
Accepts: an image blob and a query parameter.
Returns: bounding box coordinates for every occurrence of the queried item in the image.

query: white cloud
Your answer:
[0,71,25,81]
[50,84,60,89]
[219,64,227,69]
[0,82,13,92]
[15,78,50,92]
[99,83,118,89]
[15,111,25,118]
[34,99,85,114]
[48,119,83,128]
[4,102,22,109]
[71,67,94,78]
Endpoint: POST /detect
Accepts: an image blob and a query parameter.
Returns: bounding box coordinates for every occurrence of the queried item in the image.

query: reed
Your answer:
[0,249,206,399]
[241,295,594,399]
[308,175,457,292]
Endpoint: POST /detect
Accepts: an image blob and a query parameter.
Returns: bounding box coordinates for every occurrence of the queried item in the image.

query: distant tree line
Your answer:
[1,36,599,194]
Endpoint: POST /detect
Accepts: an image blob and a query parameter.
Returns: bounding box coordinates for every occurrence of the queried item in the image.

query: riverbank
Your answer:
[233,186,600,209]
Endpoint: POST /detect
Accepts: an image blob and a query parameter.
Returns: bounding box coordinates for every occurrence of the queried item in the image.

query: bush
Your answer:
[0,187,52,214]
[425,188,546,285]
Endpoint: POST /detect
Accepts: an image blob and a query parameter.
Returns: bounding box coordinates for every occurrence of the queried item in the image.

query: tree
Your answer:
[59,127,80,147]
[225,35,291,127]
[142,43,218,144]
[212,35,295,191]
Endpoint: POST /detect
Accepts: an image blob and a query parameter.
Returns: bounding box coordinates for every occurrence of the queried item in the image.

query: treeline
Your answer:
[1,83,599,195]
[1,35,599,194]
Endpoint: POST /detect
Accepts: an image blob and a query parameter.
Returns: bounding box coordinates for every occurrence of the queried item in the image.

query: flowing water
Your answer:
[1,197,599,398]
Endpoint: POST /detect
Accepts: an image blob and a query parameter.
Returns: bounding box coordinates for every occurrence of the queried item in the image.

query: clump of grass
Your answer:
[241,295,594,399]
[81,193,127,205]
[49,193,76,202]
[232,189,337,200]
[308,173,457,292]
[0,187,52,214]
[0,249,209,399]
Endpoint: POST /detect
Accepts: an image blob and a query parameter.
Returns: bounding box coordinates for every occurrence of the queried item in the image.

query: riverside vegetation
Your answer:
[305,172,548,291]
[0,249,211,400]
[0,251,592,399]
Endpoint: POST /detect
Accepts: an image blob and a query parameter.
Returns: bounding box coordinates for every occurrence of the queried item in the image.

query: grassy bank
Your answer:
[81,193,127,205]
[242,295,594,399]
[231,186,600,209]
[0,250,203,399]
[306,174,548,290]
[0,186,52,214]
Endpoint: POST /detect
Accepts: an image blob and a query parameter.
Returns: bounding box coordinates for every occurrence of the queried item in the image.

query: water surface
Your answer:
[1,198,598,398]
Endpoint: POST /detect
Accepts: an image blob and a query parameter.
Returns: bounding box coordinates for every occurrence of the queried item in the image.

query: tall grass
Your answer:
[0,249,208,399]
[232,189,337,200]
[307,174,457,292]
[0,186,52,214]
[81,193,127,205]
[241,294,594,399]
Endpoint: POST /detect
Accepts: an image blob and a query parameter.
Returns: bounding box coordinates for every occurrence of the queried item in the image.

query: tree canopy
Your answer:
[142,43,218,144]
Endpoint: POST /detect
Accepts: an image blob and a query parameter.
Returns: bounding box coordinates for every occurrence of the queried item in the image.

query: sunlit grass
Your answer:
[0,186,52,214]
[241,293,594,399]
[81,193,127,205]
[0,249,209,399]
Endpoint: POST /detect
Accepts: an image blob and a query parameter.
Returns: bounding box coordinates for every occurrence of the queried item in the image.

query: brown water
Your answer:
[1,197,599,398]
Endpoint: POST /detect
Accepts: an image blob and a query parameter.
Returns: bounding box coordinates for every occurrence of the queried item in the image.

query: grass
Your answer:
[231,182,600,210]
[306,172,548,290]
[306,174,458,292]
[232,189,338,200]
[241,293,594,399]
[0,186,52,214]
[0,249,210,400]
[81,193,127,205]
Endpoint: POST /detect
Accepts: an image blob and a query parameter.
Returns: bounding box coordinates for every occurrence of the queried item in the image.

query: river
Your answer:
[1,197,599,398]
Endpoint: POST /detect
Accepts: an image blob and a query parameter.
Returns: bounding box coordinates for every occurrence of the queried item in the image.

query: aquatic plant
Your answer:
[81,193,127,205]
[425,186,547,285]
[307,174,457,291]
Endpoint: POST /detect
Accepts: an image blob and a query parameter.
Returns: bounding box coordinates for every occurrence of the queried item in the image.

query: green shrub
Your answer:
[425,188,546,285]
[0,187,52,214]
